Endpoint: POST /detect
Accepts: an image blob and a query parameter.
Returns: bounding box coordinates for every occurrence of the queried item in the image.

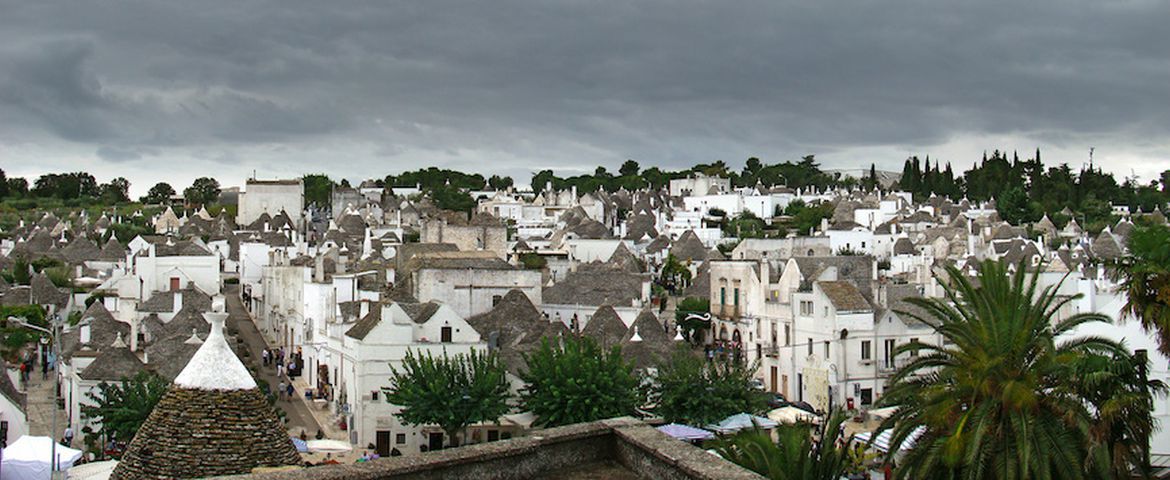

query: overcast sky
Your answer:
[1,0,1168,196]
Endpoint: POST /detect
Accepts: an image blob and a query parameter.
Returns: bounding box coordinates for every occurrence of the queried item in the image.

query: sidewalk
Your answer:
[224,285,333,440]
[23,370,61,439]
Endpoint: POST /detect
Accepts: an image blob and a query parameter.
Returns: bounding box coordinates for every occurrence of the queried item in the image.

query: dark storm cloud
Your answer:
[1,0,1168,190]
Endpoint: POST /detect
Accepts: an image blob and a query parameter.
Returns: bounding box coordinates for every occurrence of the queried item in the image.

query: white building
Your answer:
[237,179,305,228]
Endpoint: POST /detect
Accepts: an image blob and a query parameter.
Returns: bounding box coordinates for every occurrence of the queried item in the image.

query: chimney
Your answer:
[820,217,829,233]
[174,289,183,313]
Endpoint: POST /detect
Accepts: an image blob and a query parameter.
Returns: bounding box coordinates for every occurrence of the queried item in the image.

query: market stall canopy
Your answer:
[306,439,353,453]
[866,405,900,421]
[656,423,715,441]
[67,460,118,480]
[704,413,779,434]
[767,406,820,424]
[853,426,926,453]
[2,435,84,480]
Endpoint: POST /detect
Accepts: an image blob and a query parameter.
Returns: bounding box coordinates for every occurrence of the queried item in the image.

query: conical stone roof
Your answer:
[112,312,300,479]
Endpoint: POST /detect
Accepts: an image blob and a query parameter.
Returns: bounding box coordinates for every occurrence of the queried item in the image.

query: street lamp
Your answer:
[8,316,60,476]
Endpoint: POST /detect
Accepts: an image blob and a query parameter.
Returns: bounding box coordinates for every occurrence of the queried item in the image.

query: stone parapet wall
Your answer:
[214,417,763,480]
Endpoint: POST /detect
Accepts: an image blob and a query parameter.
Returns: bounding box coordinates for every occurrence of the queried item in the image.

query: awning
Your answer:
[866,405,900,420]
[704,413,779,434]
[853,426,926,453]
[767,406,820,424]
[306,439,353,453]
[656,423,715,441]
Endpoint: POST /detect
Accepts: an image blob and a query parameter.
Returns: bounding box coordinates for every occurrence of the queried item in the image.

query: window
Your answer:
[441,326,453,343]
[823,306,829,317]
[492,295,502,306]
[884,339,896,368]
[824,341,830,359]
[720,287,727,305]
[909,338,919,357]
[800,301,813,316]
[784,325,791,345]
[396,433,407,445]
[807,338,814,356]
[861,340,871,360]
[733,288,740,307]
[487,430,500,442]
[861,241,866,248]
[170,277,181,291]
[371,390,379,401]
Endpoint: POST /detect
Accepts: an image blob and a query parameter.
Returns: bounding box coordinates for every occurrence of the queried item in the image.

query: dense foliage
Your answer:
[384,349,510,448]
[715,409,855,480]
[1116,223,1170,356]
[302,173,334,207]
[141,182,176,204]
[652,346,763,426]
[519,336,640,427]
[879,260,1165,479]
[183,177,221,206]
[899,151,1169,232]
[80,371,170,457]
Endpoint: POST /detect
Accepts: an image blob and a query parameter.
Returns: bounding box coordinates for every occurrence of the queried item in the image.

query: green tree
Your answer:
[659,254,692,293]
[100,177,131,203]
[487,174,514,190]
[519,336,640,427]
[142,182,176,204]
[619,159,640,177]
[715,409,853,480]
[879,260,1160,479]
[302,174,334,207]
[653,346,763,426]
[384,349,511,448]
[1116,224,1170,356]
[428,184,475,214]
[183,177,221,206]
[81,371,170,456]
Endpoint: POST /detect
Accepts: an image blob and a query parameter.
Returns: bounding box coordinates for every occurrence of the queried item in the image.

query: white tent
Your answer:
[767,406,821,425]
[704,413,779,434]
[1,436,84,480]
[67,460,118,480]
[853,426,926,454]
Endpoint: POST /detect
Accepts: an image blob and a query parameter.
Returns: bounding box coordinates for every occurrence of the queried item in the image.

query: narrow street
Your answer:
[23,369,60,440]
[224,284,326,439]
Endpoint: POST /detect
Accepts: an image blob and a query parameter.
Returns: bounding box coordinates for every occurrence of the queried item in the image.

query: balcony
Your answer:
[764,345,780,357]
[717,304,741,319]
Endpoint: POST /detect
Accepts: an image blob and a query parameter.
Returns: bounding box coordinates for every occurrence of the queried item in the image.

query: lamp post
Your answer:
[9,316,58,476]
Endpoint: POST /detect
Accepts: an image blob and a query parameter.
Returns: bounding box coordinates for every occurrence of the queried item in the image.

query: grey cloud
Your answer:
[0,0,1168,190]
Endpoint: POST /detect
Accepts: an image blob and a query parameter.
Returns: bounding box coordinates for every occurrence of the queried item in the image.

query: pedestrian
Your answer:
[286,382,295,401]
[277,363,285,379]
[262,349,269,366]
[64,426,74,446]
[277,380,286,401]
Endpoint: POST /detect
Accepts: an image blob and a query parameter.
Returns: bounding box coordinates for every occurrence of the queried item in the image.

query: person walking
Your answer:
[277,380,286,401]
[64,426,74,446]
[286,382,295,402]
[262,348,269,367]
[277,362,285,379]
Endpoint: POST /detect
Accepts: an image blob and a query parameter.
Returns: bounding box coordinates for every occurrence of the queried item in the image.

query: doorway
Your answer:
[376,431,391,457]
[428,432,444,451]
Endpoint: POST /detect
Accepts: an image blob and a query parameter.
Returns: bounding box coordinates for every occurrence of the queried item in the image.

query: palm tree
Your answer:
[714,409,853,480]
[878,260,1158,479]
[1115,224,1170,356]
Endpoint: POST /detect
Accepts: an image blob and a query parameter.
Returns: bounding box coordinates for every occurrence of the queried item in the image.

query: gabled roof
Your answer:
[818,281,872,312]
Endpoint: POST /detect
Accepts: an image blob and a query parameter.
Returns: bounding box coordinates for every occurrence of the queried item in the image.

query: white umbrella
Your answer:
[767,406,820,424]
[306,439,353,453]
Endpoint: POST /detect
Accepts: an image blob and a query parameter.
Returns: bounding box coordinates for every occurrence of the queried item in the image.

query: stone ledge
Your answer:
[213,417,763,480]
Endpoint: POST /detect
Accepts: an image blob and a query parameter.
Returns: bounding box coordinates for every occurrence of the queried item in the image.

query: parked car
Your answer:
[749,379,766,391]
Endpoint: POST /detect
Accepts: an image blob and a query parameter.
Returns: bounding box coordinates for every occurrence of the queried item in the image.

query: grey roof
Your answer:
[344,306,382,340]
[79,338,147,381]
[884,284,931,327]
[1090,232,1123,260]
[542,268,645,307]
[138,285,213,313]
[30,272,69,308]
[619,309,674,369]
[792,256,874,299]
[467,290,564,375]
[145,331,203,381]
[581,305,628,349]
[0,358,26,413]
[893,237,916,256]
[818,281,872,312]
[62,302,132,359]
[669,230,708,262]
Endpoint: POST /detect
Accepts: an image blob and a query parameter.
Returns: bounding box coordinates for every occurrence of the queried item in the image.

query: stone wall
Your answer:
[213,418,763,480]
